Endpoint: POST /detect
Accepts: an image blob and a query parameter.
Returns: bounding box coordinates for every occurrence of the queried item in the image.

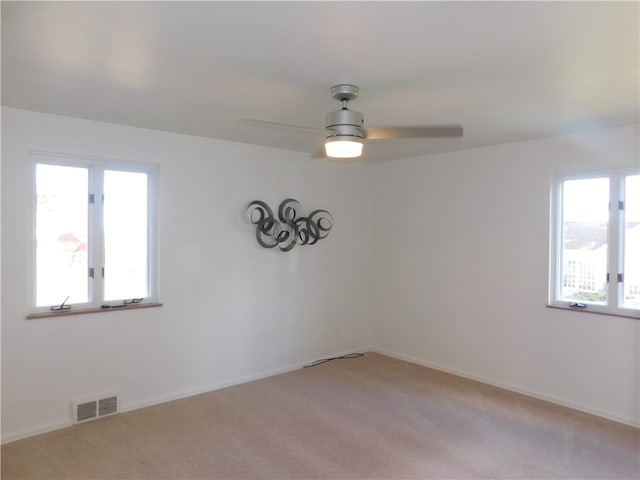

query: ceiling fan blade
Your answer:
[365,125,463,140]
[239,118,324,136]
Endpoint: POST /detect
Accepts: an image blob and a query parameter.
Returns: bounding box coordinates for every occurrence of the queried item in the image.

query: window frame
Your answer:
[549,168,640,319]
[30,151,160,314]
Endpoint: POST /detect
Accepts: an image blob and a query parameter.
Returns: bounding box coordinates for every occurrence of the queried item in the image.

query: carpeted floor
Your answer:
[2,352,639,479]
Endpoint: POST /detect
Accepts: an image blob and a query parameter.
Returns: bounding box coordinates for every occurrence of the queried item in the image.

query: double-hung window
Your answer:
[32,153,159,313]
[549,170,639,318]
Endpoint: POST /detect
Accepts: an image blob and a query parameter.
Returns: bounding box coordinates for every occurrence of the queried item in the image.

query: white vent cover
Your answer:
[72,392,118,423]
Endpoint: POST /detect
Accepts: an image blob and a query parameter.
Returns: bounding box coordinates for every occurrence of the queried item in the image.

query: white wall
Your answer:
[372,124,640,426]
[2,108,638,443]
[1,107,375,442]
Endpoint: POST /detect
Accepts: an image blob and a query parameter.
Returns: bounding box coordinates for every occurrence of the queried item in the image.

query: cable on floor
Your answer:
[303,352,365,368]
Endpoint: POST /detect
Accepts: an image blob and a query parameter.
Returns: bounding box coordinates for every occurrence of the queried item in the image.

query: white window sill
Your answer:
[27,302,163,319]
[546,304,639,320]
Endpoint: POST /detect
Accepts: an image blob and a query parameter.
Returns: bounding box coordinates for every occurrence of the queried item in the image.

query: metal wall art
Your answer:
[247,199,333,251]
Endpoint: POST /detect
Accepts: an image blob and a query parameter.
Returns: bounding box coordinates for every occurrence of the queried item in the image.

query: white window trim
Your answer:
[548,168,639,320]
[30,151,160,314]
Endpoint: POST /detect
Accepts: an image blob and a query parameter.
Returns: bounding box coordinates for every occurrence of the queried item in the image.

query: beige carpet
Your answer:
[2,352,638,479]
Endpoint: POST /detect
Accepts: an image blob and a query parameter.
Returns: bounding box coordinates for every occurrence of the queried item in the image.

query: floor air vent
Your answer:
[73,393,118,423]
[99,396,118,416]
[76,401,97,422]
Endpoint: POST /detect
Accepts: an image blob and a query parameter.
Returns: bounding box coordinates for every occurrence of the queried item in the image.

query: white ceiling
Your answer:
[2,1,638,162]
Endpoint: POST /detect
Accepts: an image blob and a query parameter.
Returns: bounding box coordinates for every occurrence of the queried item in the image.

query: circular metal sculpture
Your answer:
[247,199,333,251]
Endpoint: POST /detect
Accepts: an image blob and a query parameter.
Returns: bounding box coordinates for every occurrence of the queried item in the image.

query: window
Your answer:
[33,153,158,313]
[549,170,640,317]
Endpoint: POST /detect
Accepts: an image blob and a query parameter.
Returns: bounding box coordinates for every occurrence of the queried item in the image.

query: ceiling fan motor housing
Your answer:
[325,84,365,140]
[325,108,365,140]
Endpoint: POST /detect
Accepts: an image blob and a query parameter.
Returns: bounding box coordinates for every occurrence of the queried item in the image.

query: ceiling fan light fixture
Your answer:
[324,137,364,158]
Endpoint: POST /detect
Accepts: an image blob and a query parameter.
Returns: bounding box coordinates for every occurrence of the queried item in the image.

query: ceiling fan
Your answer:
[242,84,463,160]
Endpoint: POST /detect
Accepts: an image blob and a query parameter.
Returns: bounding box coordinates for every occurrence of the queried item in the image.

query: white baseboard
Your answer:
[1,419,73,445]
[1,345,373,445]
[9,344,632,443]
[371,347,640,428]
[121,345,373,414]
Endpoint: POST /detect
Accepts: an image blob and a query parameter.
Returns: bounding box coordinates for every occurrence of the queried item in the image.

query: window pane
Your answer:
[561,178,609,304]
[103,170,148,301]
[36,164,89,306]
[623,175,640,308]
